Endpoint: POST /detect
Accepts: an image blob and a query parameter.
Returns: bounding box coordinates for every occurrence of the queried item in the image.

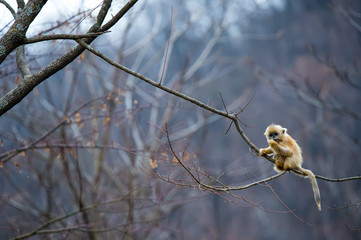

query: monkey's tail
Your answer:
[296,167,321,211]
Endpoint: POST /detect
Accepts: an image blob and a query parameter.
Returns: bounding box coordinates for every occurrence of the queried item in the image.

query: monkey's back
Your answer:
[281,134,303,169]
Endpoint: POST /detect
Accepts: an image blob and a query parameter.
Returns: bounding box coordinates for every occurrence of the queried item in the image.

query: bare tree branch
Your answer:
[16,45,31,77]
[0,0,47,64]
[14,1,32,78]
[0,0,17,18]
[0,0,138,117]
[23,32,110,44]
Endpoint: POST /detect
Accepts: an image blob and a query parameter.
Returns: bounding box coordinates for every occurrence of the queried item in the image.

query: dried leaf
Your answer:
[64,116,72,125]
[75,112,81,123]
[115,97,122,104]
[15,76,19,85]
[103,116,111,125]
[118,89,126,97]
[161,152,169,161]
[14,161,22,172]
[78,53,84,62]
[100,102,107,111]
[149,159,158,169]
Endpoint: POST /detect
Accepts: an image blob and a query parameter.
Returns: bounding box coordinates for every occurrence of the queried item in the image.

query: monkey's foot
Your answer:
[275,161,284,171]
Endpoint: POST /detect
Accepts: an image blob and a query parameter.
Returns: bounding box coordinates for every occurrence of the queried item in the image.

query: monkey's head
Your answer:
[264,124,288,142]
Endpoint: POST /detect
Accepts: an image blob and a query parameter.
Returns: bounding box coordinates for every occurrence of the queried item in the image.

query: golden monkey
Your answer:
[259,124,321,211]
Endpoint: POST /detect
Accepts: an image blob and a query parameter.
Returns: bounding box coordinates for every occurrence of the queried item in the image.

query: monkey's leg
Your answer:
[278,146,293,157]
[269,141,292,157]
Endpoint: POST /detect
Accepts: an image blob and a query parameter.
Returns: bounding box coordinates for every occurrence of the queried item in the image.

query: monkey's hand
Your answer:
[259,148,266,156]
[259,147,273,156]
[268,140,279,149]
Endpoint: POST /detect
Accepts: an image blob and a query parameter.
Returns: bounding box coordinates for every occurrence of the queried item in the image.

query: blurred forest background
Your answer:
[0,0,360,239]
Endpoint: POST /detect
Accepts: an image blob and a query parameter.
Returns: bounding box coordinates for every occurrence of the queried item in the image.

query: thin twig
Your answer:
[236,91,256,115]
[264,181,313,226]
[165,124,286,191]
[9,198,127,240]
[0,95,105,164]
[159,7,173,85]
[219,92,229,114]
[222,121,233,135]
[165,124,202,186]
[24,32,110,44]
[0,0,16,18]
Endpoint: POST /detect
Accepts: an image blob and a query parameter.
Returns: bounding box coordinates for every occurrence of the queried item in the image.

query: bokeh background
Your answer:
[0,0,360,239]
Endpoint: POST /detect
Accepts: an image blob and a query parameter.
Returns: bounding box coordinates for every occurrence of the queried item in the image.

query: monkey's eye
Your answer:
[269,132,278,138]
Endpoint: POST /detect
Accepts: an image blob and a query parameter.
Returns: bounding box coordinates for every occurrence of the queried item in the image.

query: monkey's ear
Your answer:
[282,128,287,134]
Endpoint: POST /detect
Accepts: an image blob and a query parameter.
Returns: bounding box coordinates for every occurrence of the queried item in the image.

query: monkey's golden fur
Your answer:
[259,124,321,211]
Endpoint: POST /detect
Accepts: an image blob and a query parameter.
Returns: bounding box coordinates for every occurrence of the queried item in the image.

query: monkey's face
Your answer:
[264,124,287,142]
[268,131,280,141]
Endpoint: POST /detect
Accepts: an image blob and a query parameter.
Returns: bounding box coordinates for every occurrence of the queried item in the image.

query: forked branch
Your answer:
[164,123,285,192]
